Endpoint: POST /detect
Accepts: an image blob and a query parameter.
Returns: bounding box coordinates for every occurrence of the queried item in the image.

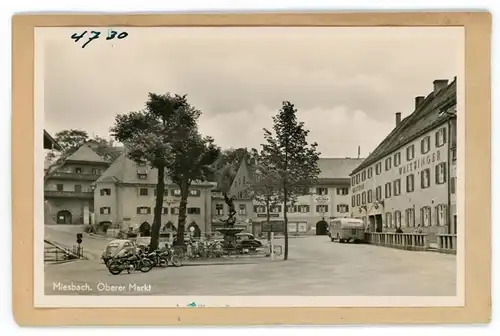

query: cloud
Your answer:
[41,27,462,157]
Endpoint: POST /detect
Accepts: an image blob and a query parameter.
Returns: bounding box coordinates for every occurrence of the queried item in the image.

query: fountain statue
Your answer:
[216,192,244,249]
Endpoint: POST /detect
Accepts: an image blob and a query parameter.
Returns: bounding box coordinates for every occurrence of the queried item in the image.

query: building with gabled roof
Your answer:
[226,154,364,237]
[43,130,60,150]
[349,78,457,244]
[93,152,216,237]
[44,144,109,225]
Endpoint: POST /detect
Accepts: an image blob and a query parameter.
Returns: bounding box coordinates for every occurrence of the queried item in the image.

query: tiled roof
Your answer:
[65,144,107,163]
[351,77,457,175]
[317,158,365,179]
[96,152,215,187]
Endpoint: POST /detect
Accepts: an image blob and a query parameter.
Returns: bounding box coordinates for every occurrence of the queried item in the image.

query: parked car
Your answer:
[235,232,263,250]
[101,239,138,265]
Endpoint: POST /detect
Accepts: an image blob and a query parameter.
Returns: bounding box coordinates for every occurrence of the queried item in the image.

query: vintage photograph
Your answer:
[37,26,463,307]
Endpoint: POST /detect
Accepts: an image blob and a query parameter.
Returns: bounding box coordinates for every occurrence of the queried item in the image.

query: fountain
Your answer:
[216,193,244,250]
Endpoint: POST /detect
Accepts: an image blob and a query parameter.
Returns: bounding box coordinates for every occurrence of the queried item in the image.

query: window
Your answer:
[238,204,247,215]
[92,168,100,174]
[384,182,392,198]
[74,184,82,192]
[300,205,310,213]
[254,205,265,213]
[187,207,201,215]
[356,174,360,184]
[287,205,297,213]
[393,179,401,196]
[56,184,63,191]
[100,207,111,214]
[336,187,349,195]
[337,204,349,213]
[316,205,329,213]
[172,207,180,215]
[172,189,181,196]
[421,168,431,189]
[216,204,225,215]
[361,191,367,204]
[137,207,151,214]
[361,170,366,182]
[375,162,382,175]
[367,190,373,203]
[406,145,415,161]
[137,173,148,179]
[436,204,448,226]
[394,152,401,167]
[435,162,447,184]
[435,127,447,147]
[405,208,415,227]
[137,161,147,167]
[100,188,111,196]
[316,187,328,195]
[189,189,201,197]
[385,212,392,228]
[356,194,361,206]
[421,136,431,154]
[406,174,415,193]
[75,167,82,173]
[394,210,402,228]
[421,206,431,227]
[351,177,355,186]
[385,157,392,171]
[375,186,382,201]
[139,188,149,196]
[271,205,282,213]
[351,196,356,207]
[451,177,456,194]
[368,167,373,178]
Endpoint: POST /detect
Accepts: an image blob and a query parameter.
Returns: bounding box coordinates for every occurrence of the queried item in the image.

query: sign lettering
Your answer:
[399,150,441,176]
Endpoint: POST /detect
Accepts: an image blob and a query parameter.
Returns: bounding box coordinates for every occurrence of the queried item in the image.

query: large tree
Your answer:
[111,93,219,251]
[261,101,320,260]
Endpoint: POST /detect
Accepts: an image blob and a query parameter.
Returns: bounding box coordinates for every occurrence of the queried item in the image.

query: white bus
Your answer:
[328,218,365,243]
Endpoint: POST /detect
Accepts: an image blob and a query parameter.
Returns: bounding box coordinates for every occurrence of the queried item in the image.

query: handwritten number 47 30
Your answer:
[71,30,128,48]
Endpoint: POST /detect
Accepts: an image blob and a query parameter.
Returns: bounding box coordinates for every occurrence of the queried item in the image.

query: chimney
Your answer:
[395,112,402,127]
[357,146,360,159]
[415,96,425,109]
[433,79,449,95]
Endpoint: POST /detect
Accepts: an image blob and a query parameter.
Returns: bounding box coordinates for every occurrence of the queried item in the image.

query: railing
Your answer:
[364,232,428,251]
[48,171,101,181]
[44,240,84,262]
[44,190,94,199]
[436,234,457,254]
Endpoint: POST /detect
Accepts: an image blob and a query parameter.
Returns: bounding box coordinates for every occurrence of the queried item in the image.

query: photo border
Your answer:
[12,12,491,325]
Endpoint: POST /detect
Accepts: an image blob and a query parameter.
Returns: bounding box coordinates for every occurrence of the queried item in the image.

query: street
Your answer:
[44,227,456,296]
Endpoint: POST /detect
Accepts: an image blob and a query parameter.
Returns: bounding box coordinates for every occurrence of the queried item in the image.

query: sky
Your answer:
[40,27,462,158]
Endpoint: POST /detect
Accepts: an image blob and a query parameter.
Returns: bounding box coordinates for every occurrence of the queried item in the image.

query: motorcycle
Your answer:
[107,252,154,275]
[146,249,168,268]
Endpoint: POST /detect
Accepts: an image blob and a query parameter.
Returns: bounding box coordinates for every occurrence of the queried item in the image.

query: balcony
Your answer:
[44,190,94,199]
[48,171,101,181]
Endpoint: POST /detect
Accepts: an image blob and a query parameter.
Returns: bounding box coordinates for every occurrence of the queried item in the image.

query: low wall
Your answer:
[364,232,457,253]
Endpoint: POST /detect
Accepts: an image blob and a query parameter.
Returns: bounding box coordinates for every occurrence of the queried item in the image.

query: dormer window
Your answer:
[137,167,148,180]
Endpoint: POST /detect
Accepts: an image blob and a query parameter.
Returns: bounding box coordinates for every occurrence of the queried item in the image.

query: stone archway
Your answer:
[162,221,177,233]
[56,210,72,224]
[139,221,151,237]
[315,220,328,235]
[187,221,201,238]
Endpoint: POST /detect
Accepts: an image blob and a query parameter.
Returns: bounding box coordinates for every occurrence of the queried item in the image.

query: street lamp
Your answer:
[438,108,457,234]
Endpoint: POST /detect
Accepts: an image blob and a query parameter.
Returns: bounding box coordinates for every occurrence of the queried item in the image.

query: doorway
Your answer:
[375,214,383,232]
[139,222,151,237]
[56,210,72,224]
[368,216,375,232]
[187,222,201,238]
[315,220,328,235]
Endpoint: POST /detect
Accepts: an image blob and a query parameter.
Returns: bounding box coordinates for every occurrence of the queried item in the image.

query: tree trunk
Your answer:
[266,199,271,242]
[175,180,189,246]
[149,165,165,252]
[283,183,289,260]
